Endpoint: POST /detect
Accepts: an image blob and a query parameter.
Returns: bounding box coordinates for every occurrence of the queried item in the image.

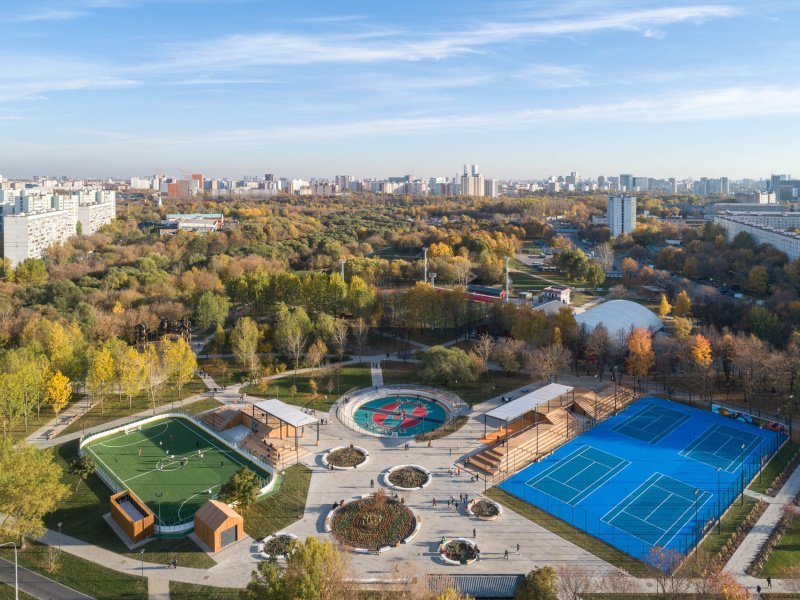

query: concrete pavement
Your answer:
[0,556,93,600]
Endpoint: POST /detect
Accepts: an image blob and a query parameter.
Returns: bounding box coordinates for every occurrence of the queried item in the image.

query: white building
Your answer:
[607,195,636,237]
[0,189,115,264]
[715,212,800,261]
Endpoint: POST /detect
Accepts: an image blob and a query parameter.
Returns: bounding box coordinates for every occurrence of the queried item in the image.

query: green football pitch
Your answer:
[83,416,272,527]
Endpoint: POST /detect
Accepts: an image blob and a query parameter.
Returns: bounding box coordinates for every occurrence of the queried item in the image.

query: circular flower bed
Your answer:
[386,465,431,491]
[468,497,502,521]
[323,445,369,470]
[331,492,416,551]
[440,538,480,565]
[259,533,298,560]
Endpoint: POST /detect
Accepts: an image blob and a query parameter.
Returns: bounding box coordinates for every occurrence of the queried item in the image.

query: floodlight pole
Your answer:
[57,522,62,552]
[739,443,746,505]
[716,467,721,534]
[694,488,699,563]
[0,542,18,600]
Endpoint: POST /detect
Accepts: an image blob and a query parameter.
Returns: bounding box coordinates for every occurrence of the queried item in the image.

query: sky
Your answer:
[1,0,799,180]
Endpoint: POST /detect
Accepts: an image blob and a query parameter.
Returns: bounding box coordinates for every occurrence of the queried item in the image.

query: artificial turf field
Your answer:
[83,416,271,527]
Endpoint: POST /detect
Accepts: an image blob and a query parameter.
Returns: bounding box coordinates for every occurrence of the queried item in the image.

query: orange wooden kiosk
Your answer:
[194,500,244,552]
[110,490,155,544]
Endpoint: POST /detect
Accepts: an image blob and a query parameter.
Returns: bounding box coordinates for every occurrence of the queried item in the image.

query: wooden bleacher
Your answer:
[200,407,242,432]
[468,386,638,481]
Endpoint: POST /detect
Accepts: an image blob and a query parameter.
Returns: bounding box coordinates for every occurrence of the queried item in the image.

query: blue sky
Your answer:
[2,0,799,179]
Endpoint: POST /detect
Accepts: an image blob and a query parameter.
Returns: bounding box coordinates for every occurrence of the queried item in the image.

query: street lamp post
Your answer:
[0,542,18,600]
[140,548,145,579]
[739,443,746,505]
[694,489,700,563]
[57,522,62,552]
[716,468,721,534]
[593,374,599,422]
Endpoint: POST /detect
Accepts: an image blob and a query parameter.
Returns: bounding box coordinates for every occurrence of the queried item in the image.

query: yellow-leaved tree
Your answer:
[46,371,71,415]
[626,327,655,391]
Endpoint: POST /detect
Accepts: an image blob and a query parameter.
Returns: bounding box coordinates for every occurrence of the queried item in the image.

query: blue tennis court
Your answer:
[498,397,785,569]
[526,445,630,506]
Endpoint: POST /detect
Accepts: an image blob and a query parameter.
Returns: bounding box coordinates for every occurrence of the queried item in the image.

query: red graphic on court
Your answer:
[370,400,430,430]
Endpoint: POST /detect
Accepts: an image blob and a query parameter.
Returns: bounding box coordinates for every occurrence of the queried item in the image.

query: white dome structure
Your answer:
[576,299,663,340]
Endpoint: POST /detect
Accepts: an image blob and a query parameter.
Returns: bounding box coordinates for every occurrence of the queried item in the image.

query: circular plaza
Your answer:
[336,385,466,438]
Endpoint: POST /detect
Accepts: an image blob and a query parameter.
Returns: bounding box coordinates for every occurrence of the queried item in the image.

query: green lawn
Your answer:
[46,440,216,569]
[381,361,532,406]
[242,464,312,540]
[5,399,80,443]
[83,416,271,527]
[240,364,372,412]
[676,496,759,576]
[485,487,655,577]
[198,357,249,387]
[62,378,207,435]
[0,583,35,600]
[170,582,245,599]
[749,442,799,495]
[0,541,147,600]
[182,396,224,416]
[761,511,800,578]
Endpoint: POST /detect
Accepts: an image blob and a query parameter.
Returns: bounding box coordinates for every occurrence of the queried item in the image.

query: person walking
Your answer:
[767,577,772,588]
[427,440,432,448]
[370,479,374,488]
[472,528,476,538]
[756,585,761,595]
[516,543,520,552]
[504,549,509,559]
[432,497,437,507]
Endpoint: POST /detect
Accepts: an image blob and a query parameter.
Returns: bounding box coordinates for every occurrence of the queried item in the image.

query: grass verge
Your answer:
[675,496,758,576]
[749,442,799,495]
[182,395,224,416]
[485,487,655,577]
[382,361,531,406]
[61,378,207,435]
[241,364,372,412]
[170,582,245,599]
[416,415,469,442]
[761,511,800,578]
[0,541,146,599]
[45,440,216,569]
[242,464,313,540]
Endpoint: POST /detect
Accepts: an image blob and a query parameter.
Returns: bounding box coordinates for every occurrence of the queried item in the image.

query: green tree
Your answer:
[212,323,226,352]
[419,346,474,386]
[68,454,96,491]
[231,317,261,382]
[247,537,351,600]
[0,372,23,438]
[14,258,47,285]
[218,467,261,508]
[195,292,231,331]
[274,306,311,377]
[0,440,69,543]
[516,566,558,600]
[744,265,769,295]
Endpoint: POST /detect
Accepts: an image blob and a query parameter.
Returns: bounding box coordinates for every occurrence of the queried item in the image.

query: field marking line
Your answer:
[659,489,712,549]
[602,472,662,524]
[96,422,169,448]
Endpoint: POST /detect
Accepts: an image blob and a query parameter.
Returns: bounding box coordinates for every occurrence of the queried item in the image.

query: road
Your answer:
[0,557,94,600]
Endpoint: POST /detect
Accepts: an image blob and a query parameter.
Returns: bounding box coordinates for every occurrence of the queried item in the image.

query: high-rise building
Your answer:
[619,174,634,191]
[460,164,484,196]
[607,195,636,237]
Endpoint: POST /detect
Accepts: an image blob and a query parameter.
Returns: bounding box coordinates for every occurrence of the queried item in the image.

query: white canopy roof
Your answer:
[483,383,573,423]
[576,299,663,339]
[253,399,319,427]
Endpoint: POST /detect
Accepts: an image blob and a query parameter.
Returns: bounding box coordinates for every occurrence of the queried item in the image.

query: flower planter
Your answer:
[322,445,369,470]
[439,538,479,565]
[467,497,502,521]
[259,533,299,560]
[384,464,432,491]
[329,493,417,552]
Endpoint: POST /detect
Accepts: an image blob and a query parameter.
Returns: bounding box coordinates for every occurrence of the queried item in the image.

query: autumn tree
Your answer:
[469,333,494,379]
[351,317,370,360]
[86,344,115,413]
[419,346,474,387]
[306,338,328,372]
[119,346,147,408]
[673,316,693,339]
[46,371,72,415]
[231,317,261,382]
[195,291,231,331]
[516,566,558,600]
[672,289,692,318]
[526,344,571,384]
[247,537,352,600]
[219,467,261,508]
[658,294,672,318]
[163,336,197,400]
[626,327,655,391]
[275,306,311,377]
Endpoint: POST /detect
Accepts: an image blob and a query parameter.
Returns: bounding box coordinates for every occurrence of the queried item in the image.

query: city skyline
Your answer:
[2,0,800,178]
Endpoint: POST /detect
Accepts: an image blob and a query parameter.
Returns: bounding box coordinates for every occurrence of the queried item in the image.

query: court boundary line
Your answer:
[602,472,713,548]
[679,423,762,473]
[526,445,631,506]
[611,403,690,445]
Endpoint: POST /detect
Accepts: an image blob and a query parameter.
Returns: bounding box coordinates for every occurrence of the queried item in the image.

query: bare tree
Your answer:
[556,565,592,600]
[452,256,473,287]
[525,343,571,383]
[596,242,614,273]
[330,318,349,364]
[585,323,611,378]
[471,333,494,378]
[352,317,370,361]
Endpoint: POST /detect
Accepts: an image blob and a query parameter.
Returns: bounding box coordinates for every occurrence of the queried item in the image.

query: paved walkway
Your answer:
[370,362,384,386]
[0,556,92,600]
[725,456,800,581]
